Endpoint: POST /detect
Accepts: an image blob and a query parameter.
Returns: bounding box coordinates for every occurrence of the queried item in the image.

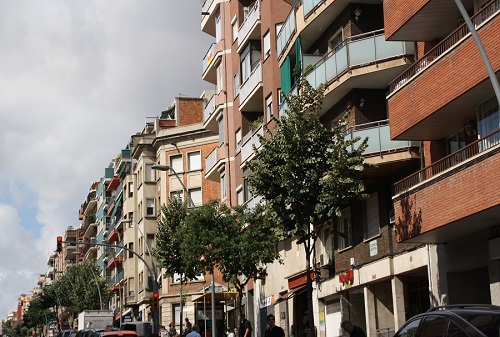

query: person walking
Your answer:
[186,325,201,337]
[341,321,366,337]
[167,323,178,337]
[264,315,284,337]
[239,314,252,337]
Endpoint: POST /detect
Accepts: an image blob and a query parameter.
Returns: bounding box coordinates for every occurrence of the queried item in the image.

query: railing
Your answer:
[241,124,264,164]
[240,61,262,105]
[203,43,217,75]
[244,194,264,210]
[304,30,414,90]
[303,0,326,17]
[202,0,213,15]
[238,1,260,46]
[206,146,218,173]
[393,128,500,195]
[82,238,97,256]
[388,0,500,94]
[345,120,419,156]
[277,1,297,58]
[203,93,216,123]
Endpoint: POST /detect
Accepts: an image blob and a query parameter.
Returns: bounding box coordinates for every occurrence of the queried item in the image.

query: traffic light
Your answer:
[150,292,159,310]
[56,236,63,253]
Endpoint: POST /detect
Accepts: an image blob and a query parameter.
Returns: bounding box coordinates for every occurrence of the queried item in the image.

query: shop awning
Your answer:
[272,284,308,306]
[192,291,240,303]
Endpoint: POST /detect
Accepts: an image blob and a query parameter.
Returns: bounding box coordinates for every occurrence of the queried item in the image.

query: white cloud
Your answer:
[0,0,212,318]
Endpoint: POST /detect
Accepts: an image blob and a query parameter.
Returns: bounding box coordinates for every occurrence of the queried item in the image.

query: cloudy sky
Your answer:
[0,0,211,318]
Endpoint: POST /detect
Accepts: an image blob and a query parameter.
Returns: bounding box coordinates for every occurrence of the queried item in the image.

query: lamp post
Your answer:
[152,164,216,337]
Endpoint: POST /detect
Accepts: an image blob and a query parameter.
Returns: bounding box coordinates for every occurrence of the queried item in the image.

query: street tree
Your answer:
[20,294,57,336]
[246,79,370,337]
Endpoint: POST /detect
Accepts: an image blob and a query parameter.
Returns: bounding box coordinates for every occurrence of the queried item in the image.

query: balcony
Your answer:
[392,129,500,243]
[239,61,263,112]
[237,2,260,54]
[240,124,264,166]
[202,43,221,85]
[203,92,219,133]
[205,145,227,181]
[387,4,500,140]
[201,0,223,36]
[345,120,420,166]
[280,30,415,117]
[277,5,296,59]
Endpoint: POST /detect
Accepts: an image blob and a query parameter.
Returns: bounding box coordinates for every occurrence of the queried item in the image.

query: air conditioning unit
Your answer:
[320,251,333,267]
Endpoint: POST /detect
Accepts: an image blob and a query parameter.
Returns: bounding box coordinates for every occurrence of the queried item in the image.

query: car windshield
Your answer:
[459,313,500,337]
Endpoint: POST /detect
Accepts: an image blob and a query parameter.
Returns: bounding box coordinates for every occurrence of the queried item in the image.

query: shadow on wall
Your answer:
[396,194,422,242]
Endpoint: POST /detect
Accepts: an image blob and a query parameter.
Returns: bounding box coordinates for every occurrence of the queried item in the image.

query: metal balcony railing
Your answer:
[393,128,500,195]
[389,0,500,94]
[277,2,297,58]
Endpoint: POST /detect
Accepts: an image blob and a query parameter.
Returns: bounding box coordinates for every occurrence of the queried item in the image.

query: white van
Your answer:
[120,322,153,337]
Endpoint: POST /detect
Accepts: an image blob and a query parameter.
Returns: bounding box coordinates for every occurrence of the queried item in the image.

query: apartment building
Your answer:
[199,0,498,337]
[384,0,500,307]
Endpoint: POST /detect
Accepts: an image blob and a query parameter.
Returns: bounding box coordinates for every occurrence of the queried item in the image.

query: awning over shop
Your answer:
[272,284,307,306]
[192,291,240,303]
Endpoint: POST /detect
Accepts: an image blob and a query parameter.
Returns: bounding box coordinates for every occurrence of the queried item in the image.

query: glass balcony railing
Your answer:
[203,43,217,76]
[206,147,218,173]
[238,1,259,46]
[277,5,296,58]
[241,124,264,164]
[240,61,262,105]
[345,120,419,156]
[203,93,216,124]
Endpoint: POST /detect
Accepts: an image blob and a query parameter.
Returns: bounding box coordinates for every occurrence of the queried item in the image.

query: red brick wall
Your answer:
[393,149,500,241]
[383,0,430,39]
[388,16,500,138]
[179,98,204,126]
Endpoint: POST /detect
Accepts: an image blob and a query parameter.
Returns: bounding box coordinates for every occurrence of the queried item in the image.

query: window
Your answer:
[328,29,343,52]
[243,168,253,202]
[216,64,223,94]
[145,164,154,182]
[266,94,273,123]
[217,113,224,145]
[240,41,261,83]
[146,199,155,216]
[220,172,227,200]
[128,243,134,258]
[263,31,271,59]
[447,130,466,154]
[188,151,202,171]
[128,182,133,198]
[478,97,499,138]
[146,234,155,252]
[338,208,352,250]
[233,72,240,98]
[170,190,184,202]
[397,318,421,337]
[215,11,222,43]
[188,188,202,207]
[237,186,244,205]
[322,227,333,253]
[231,15,238,42]
[364,193,380,239]
[170,154,183,174]
[235,129,242,153]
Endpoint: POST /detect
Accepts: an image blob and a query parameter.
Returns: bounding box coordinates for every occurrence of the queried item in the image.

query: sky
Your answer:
[0,0,212,319]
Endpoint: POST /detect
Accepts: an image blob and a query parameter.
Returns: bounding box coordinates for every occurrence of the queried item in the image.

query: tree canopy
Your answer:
[246,79,371,337]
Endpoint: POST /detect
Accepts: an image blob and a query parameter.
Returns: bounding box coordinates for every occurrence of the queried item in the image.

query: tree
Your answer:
[246,79,370,337]
[20,294,57,337]
[154,199,281,316]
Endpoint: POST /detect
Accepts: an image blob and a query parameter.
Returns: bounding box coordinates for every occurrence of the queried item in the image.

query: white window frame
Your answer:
[220,171,227,200]
[266,94,273,123]
[170,190,184,202]
[215,11,222,43]
[170,154,183,174]
[263,30,271,59]
[187,151,202,171]
[338,208,352,250]
[217,113,224,145]
[145,164,154,182]
[188,187,202,207]
[146,198,155,217]
[364,193,380,239]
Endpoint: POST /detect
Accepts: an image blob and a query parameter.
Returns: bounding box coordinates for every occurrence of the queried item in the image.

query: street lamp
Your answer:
[152,164,216,337]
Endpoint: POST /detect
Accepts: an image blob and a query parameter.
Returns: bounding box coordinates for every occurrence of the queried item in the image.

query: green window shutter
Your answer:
[280,56,291,95]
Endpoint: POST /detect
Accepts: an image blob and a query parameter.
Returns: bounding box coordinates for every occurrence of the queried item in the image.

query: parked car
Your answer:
[100,331,139,337]
[120,322,152,337]
[394,304,500,337]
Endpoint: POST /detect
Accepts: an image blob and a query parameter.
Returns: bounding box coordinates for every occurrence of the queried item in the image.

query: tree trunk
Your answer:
[305,247,316,337]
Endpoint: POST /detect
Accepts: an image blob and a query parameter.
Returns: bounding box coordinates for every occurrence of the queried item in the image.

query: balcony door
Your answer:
[478,97,499,148]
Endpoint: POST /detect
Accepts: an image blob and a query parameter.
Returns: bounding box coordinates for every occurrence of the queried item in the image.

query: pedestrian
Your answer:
[239,314,252,337]
[186,325,201,337]
[160,326,167,337]
[168,322,178,337]
[341,321,366,337]
[227,328,235,337]
[264,314,284,337]
[183,318,193,337]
